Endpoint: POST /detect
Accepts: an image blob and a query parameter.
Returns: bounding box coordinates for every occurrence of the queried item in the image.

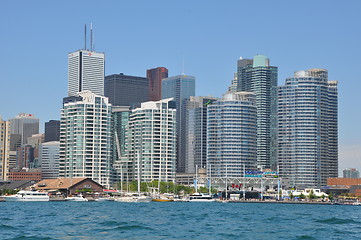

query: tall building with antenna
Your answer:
[68,24,105,96]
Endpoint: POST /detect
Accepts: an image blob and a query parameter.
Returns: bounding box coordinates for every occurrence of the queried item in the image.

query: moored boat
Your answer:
[188,192,215,202]
[65,194,88,201]
[1,190,50,202]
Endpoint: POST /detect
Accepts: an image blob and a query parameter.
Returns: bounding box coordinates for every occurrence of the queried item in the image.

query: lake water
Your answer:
[0,202,360,239]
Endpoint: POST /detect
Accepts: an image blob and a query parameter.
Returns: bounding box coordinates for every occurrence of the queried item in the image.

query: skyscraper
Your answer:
[343,168,360,178]
[162,75,196,173]
[236,55,278,170]
[147,67,168,101]
[44,120,60,142]
[68,50,105,96]
[278,68,338,188]
[0,117,10,180]
[39,141,60,179]
[9,113,39,145]
[104,73,149,108]
[128,98,177,182]
[207,92,257,178]
[59,91,112,187]
[185,96,218,173]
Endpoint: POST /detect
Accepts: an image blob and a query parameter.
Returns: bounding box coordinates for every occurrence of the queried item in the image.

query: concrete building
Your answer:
[278,68,338,188]
[9,113,39,145]
[128,98,177,182]
[235,55,278,170]
[162,75,196,173]
[44,120,60,142]
[343,168,360,178]
[147,67,168,101]
[105,73,149,109]
[0,117,10,180]
[39,141,60,179]
[207,92,257,178]
[59,91,112,188]
[68,50,105,96]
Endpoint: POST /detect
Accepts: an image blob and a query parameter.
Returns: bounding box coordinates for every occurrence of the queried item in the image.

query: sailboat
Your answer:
[115,152,152,202]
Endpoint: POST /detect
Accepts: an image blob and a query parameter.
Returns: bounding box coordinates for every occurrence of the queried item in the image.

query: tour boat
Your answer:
[188,192,215,202]
[1,190,49,202]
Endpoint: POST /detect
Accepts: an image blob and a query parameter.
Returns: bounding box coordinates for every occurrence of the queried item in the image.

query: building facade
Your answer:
[207,92,257,178]
[9,113,39,145]
[185,96,218,173]
[128,98,177,182]
[59,91,112,188]
[278,68,338,188]
[343,168,360,179]
[104,73,149,109]
[45,120,60,142]
[0,117,10,180]
[147,67,168,101]
[162,75,196,173]
[39,141,60,179]
[68,50,105,96]
[236,55,278,170]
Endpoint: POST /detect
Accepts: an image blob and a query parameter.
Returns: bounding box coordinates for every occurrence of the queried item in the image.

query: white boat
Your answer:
[1,190,49,202]
[115,193,152,202]
[188,192,215,202]
[95,197,114,202]
[65,195,88,201]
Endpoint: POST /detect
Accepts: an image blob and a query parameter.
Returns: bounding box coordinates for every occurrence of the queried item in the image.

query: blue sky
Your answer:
[1,1,360,174]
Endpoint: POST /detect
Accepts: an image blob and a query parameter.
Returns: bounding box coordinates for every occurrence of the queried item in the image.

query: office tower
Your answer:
[185,96,218,173]
[104,73,149,109]
[10,134,21,151]
[45,120,60,142]
[68,50,105,96]
[27,133,44,168]
[128,98,177,182]
[147,67,168,101]
[9,113,39,145]
[59,91,112,187]
[0,117,10,180]
[207,92,257,178]
[343,168,360,178]
[16,145,34,169]
[278,68,338,188]
[112,106,131,183]
[39,141,60,179]
[162,75,196,173]
[236,55,278,170]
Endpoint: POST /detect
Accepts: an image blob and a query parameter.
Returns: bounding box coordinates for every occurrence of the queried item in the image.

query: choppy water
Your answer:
[0,202,360,239]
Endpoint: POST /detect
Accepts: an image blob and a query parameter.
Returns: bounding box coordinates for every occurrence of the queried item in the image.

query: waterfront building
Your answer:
[59,91,112,188]
[9,113,39,145]
[184,96,218,173]
[147,67,168,101]
[235,55,278,170]
[0,117,11,180]
[104,73,149,109]
[111,106,131,183]
[162,75,196,173]
[343,168,360,178]
[44,120,60,142]
[68,50,105,96]
[128,98,177,182]
[278,68,338,188]
[207,92,257,178]
[39,141,60,179]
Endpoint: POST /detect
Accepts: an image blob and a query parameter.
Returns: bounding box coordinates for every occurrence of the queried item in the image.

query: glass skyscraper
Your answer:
[162,75,196,173]
[59,91,112,188]
[278,68,338,188]
[207,92,257,178]
[147,67,168,101]
[9,113,39,145]
[236,55,278,170]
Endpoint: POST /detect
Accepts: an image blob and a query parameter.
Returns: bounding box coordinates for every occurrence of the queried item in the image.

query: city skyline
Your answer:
[1,1,360,173]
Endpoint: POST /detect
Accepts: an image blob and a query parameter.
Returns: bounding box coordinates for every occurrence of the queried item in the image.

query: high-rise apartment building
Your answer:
[185,96,218,173]
[207,92,257,178]
[162,75,196,173]
[0,117,10,180]
[278,68,338,188]
[45,120,60,142]
[68,50,105,96]
[147,67,168,101]
[343,168,360,178]
[236,55,278,170]
[59,91,112,187]
[9,113,39,145]
[104,73,149,109]
[128,98,177,182]
[39,141,60,179]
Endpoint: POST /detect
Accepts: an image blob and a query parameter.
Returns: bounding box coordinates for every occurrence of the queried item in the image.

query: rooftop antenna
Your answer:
[84,24,87,50]
[90,23,93,52]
